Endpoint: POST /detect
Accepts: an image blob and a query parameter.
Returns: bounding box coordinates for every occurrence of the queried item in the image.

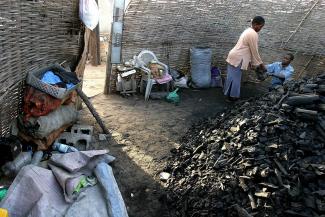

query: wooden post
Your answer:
[95,0,101,66]
[104,26,113,95]
[77,88,110,134]
[75,27,91,109]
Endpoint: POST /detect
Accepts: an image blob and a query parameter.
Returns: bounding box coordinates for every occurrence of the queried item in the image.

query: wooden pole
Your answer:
[77,88,110,134]
[104,25,113,95]
[282,0,320,48]
[95,0,101,66]
[75,27,91,109]
[297,55,314,79]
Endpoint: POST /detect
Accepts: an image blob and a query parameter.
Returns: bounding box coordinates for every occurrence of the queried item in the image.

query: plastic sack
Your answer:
[174,77,189,88]
[166,88,180,105]
[210,67,223,88]
[23,86,64,120]
[95,162,129,217]
[190,47,212,88]
[19,105,78,138]
[79,0,99,30]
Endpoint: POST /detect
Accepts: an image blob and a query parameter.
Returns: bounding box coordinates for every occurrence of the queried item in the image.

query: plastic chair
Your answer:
[134,50,172,101]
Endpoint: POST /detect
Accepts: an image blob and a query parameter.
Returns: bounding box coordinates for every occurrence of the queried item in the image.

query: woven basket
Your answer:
[26,64,80,99]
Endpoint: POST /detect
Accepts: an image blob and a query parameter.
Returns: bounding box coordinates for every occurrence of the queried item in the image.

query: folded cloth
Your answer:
[155,73,172,84]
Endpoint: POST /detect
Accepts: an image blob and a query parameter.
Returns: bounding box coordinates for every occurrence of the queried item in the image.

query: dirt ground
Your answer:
[0,63,268,217]
[80,64,266,217]
[82,64,107,97]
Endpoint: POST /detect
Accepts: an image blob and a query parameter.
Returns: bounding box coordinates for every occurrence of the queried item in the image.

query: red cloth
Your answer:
[23,86,67,120]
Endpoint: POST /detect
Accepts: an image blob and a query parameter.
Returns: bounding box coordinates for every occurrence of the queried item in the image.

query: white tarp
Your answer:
[0,150,128,217]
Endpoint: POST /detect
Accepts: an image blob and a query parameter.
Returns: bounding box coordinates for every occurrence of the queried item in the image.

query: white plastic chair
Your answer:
[134,50,172,101]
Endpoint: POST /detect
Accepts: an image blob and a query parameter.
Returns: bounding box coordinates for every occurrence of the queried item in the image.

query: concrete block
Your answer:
[71,124,94,136]
[55,132,92,151]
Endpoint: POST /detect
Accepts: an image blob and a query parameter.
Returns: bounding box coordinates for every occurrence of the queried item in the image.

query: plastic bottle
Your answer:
[1,152,32,177]
[31,151,43,165]
[0,187,8,201]
[52,142,78,153]
[0,208,8,217]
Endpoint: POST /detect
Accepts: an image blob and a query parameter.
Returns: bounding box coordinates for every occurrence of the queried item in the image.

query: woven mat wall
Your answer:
[0,1,83,136]
[121,0,325,73]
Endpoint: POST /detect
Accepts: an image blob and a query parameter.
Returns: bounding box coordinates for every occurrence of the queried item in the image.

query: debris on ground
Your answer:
[160,172,171,181]
[0,63,127,217]
[165,74,325,217]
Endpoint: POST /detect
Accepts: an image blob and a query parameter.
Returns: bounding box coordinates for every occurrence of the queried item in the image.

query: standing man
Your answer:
[224,16,266,101]
[266,53,294,88]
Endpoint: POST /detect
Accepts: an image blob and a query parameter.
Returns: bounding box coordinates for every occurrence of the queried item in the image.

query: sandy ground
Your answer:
[81,64,266,217]
[82,64,106,97]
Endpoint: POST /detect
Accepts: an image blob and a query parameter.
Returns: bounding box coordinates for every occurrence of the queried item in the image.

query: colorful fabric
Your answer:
[23,86,63,120]
[155,73,172,84]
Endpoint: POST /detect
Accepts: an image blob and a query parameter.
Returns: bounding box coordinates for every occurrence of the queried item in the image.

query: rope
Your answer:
[282,0,320,48]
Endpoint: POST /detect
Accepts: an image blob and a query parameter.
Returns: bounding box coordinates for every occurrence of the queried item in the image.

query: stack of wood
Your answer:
[165,74,325,217]
[282,74,325,137]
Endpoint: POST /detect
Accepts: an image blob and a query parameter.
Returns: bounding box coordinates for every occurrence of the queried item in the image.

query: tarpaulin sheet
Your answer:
[0,150,128,217]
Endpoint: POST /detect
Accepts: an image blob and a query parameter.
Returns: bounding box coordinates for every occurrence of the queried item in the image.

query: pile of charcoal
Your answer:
[165,74,325,217]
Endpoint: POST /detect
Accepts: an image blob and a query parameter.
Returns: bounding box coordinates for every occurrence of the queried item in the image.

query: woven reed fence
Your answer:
[116,0,324,82]
[0,1,82,136]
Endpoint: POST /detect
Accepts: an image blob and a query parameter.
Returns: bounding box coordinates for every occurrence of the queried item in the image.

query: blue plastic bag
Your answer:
[41,71,75,89]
